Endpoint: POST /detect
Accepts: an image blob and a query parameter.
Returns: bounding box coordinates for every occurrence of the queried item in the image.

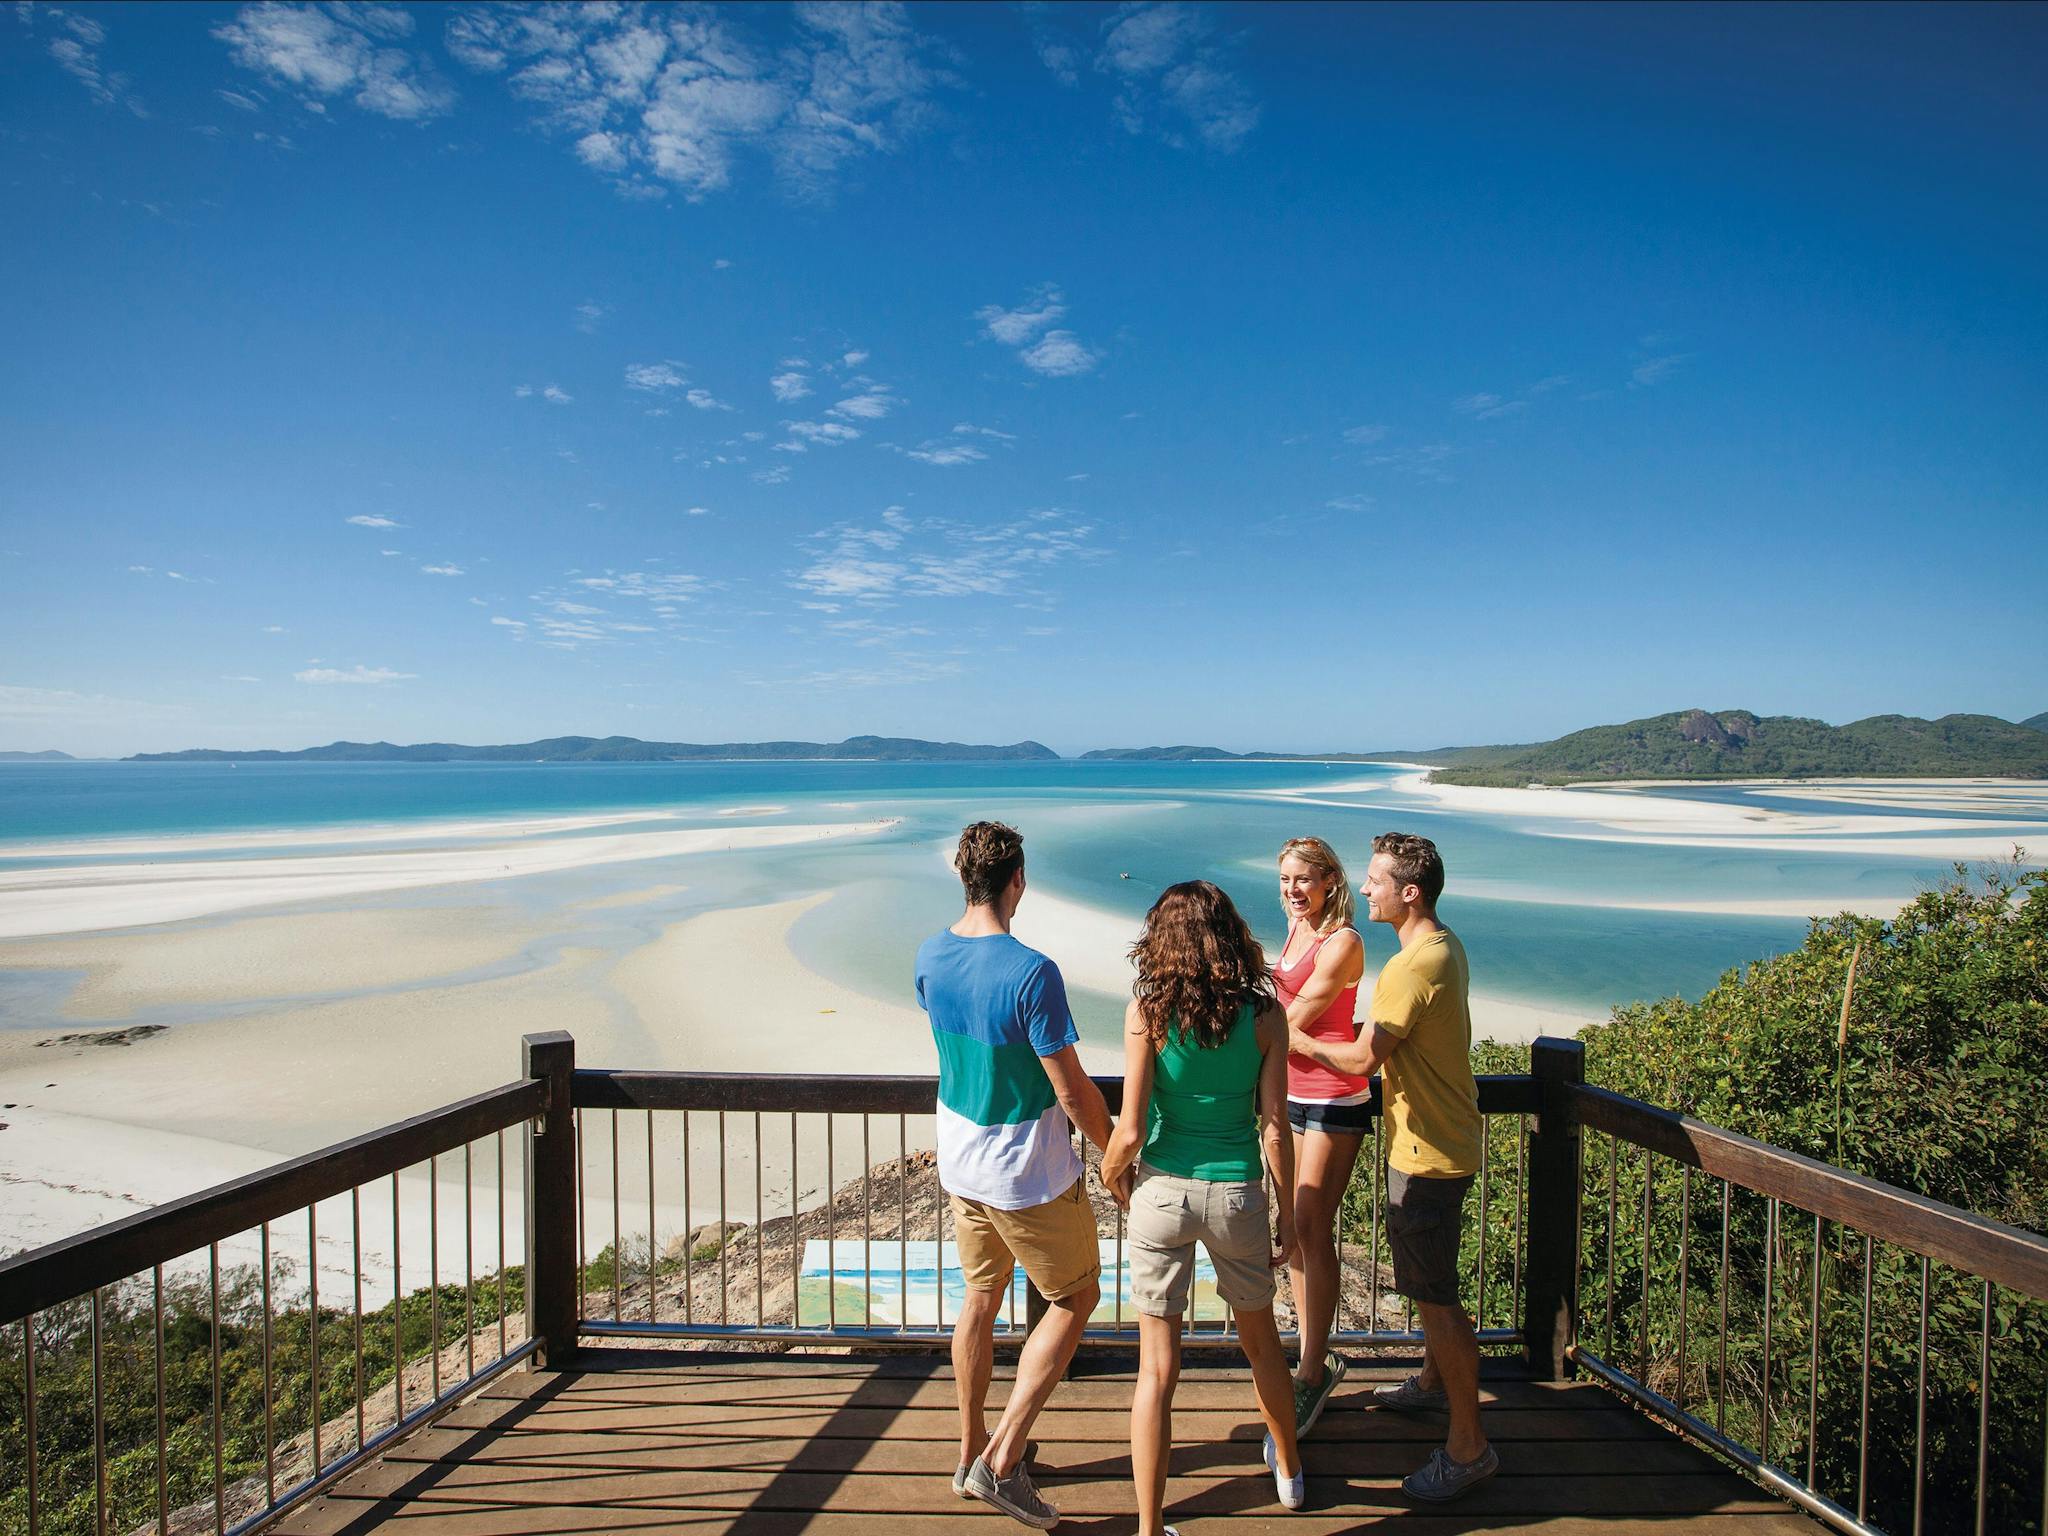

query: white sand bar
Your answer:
[0,818,898,938]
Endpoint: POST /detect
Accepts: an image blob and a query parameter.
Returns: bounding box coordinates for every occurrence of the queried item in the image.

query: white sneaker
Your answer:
[1263,1431,1307,1510]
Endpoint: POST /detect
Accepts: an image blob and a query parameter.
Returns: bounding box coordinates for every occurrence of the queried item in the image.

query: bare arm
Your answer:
[1098,1000,1155,1207]
[1252,1002,1296,1264]
[1290,1019,1403,1079]
[1041,1042,1114,1154]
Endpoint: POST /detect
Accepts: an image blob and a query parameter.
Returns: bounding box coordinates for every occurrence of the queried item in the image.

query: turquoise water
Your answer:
[3,760,2034,1041]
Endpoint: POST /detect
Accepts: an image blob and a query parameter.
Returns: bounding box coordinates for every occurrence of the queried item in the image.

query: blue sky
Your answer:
[3,1,2045,757]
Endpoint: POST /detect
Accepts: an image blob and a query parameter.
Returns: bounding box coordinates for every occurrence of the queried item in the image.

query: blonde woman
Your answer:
[1273,836,1368,1434]
[1101,881,1304,1534]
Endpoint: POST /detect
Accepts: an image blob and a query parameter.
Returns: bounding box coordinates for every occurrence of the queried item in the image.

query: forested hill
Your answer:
[1419,709,2048,786]
[128,735,1060,763]
[2024,711,2048,733]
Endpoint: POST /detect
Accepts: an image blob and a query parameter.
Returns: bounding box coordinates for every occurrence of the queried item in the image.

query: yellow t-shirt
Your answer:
[1372,928,1481,1177]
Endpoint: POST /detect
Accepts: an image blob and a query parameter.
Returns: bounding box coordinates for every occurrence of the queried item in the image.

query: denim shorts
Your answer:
[1287,1097,1375,1136]
[1126,1163,1277,1316]
[1386,1166,1473,1307]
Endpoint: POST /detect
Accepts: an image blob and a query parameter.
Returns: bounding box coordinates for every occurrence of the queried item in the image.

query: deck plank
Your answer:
[274,1348,1819,1536]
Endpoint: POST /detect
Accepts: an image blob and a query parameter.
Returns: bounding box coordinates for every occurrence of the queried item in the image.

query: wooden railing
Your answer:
[2,1031,2043,1536]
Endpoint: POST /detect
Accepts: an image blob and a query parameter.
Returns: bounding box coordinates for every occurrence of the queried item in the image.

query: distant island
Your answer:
[0,749,76,761]
[128,735,1060,764]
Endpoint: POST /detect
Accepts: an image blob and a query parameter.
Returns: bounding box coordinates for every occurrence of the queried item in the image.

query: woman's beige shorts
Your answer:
[1126,1162,1277,1317]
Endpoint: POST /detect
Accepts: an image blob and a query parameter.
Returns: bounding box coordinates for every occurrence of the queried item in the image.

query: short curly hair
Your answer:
[1372,831,1445,907]
[954,821,1025,906]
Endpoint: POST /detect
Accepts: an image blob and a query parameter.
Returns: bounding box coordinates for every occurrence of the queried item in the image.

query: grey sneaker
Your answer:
[1402,1445,1500,1503]
[1262,1430,1307,1510]
[954,1441,1038,1498]
[1371,1374,1449,1413]
[965,1454,1060,1529]
[1292,1351,1348,1436]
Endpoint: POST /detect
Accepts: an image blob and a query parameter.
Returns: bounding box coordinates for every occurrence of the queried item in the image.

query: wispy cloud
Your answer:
[1094,2,1258,152]
[1341,423,1389,445]
[346,514,402,529]
[903,440,987,467]
[542,384,573,404]
[977,286,1101,377]
[293,665,415,685]
[216,3,454,121]
[685,387,730,411]
[419,563,465,576]
[47,10,145,115]
[793,506,1103,605]
[1631,353,1689,387]
[1324,493,1375,512]
[444,2,950,200]
[625,361,686,391]
[1452,391,1527,421]
[770,370,812,402]
[574,299,609,333]
[0,682,180,721]
[221,674,263,684]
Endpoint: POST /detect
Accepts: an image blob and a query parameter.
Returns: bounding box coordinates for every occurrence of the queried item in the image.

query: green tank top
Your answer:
[1141,1002,1262,1181]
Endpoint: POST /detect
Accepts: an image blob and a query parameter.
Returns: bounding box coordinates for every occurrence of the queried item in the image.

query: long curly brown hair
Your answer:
[1129,881,1277,1050]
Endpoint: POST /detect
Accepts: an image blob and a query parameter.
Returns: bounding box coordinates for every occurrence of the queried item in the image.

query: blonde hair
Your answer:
[1277,836,1355,934]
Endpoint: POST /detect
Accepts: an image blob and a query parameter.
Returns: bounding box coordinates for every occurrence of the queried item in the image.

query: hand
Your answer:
[1270,1218,1297,1270]
[1099,1152,1134,1210]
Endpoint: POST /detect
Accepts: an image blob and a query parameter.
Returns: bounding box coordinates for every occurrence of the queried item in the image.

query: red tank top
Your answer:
[1275,923,1371,1103]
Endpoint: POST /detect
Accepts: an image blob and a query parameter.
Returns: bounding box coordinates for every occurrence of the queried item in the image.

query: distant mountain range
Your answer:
[126,735,1060,764]
[0,749,76,761]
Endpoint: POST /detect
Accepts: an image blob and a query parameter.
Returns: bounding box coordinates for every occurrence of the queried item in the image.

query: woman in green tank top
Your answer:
[1101,881,1304,1534]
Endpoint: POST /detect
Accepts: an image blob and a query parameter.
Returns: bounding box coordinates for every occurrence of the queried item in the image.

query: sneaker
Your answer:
[1292,1351,1348,1436]
[1370,1374,1448,1414]
[965,1454,1060,1530]
[1262,1431,1307,1510]
[1401,1445,1500,1503]
[954,1441,1038,1499]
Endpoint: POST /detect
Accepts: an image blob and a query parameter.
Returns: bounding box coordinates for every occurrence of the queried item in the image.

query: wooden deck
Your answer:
[275,1348,1819,1536]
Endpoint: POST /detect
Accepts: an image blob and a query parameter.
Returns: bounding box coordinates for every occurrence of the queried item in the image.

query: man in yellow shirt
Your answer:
[1286,832,1495,1502]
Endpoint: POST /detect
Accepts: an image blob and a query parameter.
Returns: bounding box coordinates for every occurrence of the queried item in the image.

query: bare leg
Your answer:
[1235,1303,1300,1480]
[951,1285,1002,1467]
[1417,1299,1486,1463]
[1288,1128,1365,1385]
[987,1279,1101,1476]
[1132,1313,1182,1536]
[1415,1336,1443,1391]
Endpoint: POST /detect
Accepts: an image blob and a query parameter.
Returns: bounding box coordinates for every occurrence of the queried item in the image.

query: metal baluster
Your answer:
[1369,1115,1382,1327]
[718,1108,729,1326]
[1676,1166,1692,1412]
[1605,1133,1618,1356]
[575,1111,586,1325]
[862,1114,873,1330]
[1762,1197,1777,1465]
[1975,1279,1992,1536]
[352,1187,365,1454]
[465,1142,476,1378]
[1859,1234,1873,1523]
[310,1202,322,1474]
[91,1287,105,1536]
[610,1111,621,1324]
[210,1243,224,1536]
[899,1113,909,1335]
[1476,1116,1490,1329]
[826,1113,836,1330]
[1512,1115,1527,1312]
[791,1112,801,1328]
[429,1155,441,1398]
[391,1173,404,1425]
[1806,1213,1822,1489]
[23,1312,39,1536]
[496,1128,508,1361]
[757,1111,767,1330]
[1114,1150,1125,1328]
[1718,1179,1731,1434]
[261,1221,275,1501]
[682,1109,694,1326]
[935,1120,947,1335]
[1638,1151,1653,1385]
[1913,1253,1929,1536]
[648,1113,659,1327]
[154,1267,167,1535]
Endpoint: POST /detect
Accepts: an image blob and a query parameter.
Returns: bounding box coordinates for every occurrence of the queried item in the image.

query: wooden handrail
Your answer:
[571,1068,1545,1118]
[0,1078,545,1325]
[1569,1081,2048,1299]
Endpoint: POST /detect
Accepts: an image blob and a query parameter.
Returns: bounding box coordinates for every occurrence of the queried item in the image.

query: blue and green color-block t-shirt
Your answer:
[914,929,1082,1210]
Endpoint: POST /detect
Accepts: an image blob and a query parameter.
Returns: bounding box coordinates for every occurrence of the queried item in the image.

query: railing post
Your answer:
[1522,1036,1584,1378]
[523,1031,577,1368]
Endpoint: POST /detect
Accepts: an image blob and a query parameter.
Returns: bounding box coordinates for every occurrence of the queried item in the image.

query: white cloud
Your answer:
[346,513,402,528]
[542,384,573,404]
[491,616,526,629]
[685,388,730,411]
[625,361,685,391]
[0,683,176,721]
[1454,392,1527,420]
[770,370,812,402]
[1324,493,1375,512]
[512,384,533,398]
[686,505,710,516]
[49,11,143,113]
[216,3,454,120]
[830,388,893,420]
[294,665,415,685]
[903,441,987,467]
[419,564,465,576]
[977,288,1066,346]
[792,506,1103,604]
[1097,2,1258,152]
[573,299,610,332]
[128,564,153,574]
[1632,354,1688,387]
[754,463,792,485]
[1342,423,1389,445]
[786,419,861,445]
[443,2,948,200]
[1020,330,1100,377]
[221,674,263,683]
[262,625,286,633]
[842,349,869,367]
[952,423,1017,440]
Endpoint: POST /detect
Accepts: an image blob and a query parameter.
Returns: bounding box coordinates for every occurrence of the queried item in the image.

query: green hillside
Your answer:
[1425,709,2048,786]
[2022,711,2048,733]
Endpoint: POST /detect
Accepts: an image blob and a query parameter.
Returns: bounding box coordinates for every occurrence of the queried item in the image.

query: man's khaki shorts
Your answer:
[1126,1163,1278,1317]
[951,1177,1101,1301]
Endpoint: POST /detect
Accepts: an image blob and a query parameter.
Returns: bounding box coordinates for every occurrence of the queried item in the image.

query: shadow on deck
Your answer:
[273,1348,1819,1536]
